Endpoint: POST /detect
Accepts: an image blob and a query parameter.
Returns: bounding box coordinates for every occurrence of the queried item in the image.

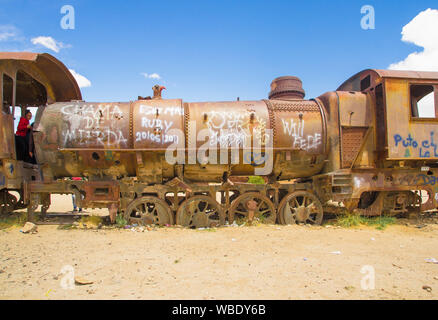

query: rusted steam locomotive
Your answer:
[1,52,438,227]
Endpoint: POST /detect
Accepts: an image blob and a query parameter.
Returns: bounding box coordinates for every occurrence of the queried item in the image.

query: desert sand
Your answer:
[0,194,437,300]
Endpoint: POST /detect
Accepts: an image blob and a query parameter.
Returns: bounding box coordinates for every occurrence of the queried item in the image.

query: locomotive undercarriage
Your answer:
[315,168,438,217]
[0,159,41,215]
[21,166,438,227]
[23,177,327,228]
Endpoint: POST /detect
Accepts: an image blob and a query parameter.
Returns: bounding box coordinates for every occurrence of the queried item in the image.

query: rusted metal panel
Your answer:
[183,100,272,181]
[269,76,305,100]
[39,102,131,150]
[316,93,341,173]
[269,99,324,154]
[0,112,15,159]
[374,69,438,80]
[386,79,438,160]
[36,102,132,179]
[132,99,184,149]
[338,92,371,127]
[349,169,438,211]
[81,181,120,205]
[0,52,81,102]
[338,69,438,92]
[341,127,368,168]
[187,100,271,150]
[337,92,373,168]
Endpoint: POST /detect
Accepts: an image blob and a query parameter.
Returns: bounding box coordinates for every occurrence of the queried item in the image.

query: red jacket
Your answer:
[16,117,29,137]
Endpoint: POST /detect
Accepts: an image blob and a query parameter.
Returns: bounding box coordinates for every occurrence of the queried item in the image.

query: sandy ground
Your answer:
[0,195,438,300]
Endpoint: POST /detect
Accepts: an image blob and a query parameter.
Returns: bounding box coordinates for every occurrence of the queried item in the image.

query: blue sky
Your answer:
[0,0,437,102]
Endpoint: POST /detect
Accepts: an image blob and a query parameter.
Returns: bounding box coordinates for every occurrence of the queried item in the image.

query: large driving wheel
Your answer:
[228,192,276,224]
[176,195,224,228]
[124,196,174,226]
[278,191,323,225]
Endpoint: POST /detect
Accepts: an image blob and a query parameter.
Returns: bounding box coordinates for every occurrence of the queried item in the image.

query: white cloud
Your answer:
[149,73,161,79]
[389,8,438,71]
[69,69,91,88]
[31,36,70,53]
[141,72,161,80]
[0,25,22,42]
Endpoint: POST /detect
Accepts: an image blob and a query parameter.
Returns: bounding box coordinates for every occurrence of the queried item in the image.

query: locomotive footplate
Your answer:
[319,168,438,216]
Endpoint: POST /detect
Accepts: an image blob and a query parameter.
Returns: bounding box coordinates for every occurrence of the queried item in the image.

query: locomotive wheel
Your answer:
[0,191,17,215]
[14,190,27,210]
[176,195,224,228]
[124,196,174,226]
[228,192,276,224]
[278,191,323,225]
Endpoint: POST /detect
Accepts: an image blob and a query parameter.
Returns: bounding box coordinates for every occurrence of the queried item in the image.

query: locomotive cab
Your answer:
[317,69,438,216]
[0,52,82,214]
[337,69,438,164]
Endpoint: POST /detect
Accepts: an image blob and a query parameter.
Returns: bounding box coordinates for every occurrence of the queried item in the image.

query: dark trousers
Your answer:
[15,135,27,161]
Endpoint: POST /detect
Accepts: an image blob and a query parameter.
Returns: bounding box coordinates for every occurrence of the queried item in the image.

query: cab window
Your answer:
[410,84,436,118]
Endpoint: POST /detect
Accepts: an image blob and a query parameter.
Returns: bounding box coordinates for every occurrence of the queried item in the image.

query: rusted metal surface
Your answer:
[341,127,368,168]
[266,98,326,180]
[0,52,82,103]
[385,80,438,160]
[152,85,166,99]
[124,196,173,226]
[278,191,323,225]
[186,100,271,150]
[184,100,272,180]
[132,99,184,149]
[35,102,133,179]
[337,69,438,92]
[268,99,325,153]
[338,92,371,127]
[269,76,305,100]
[33,90,329,183]
[80,181,120,206]
[228,192,276,224]
[0,52,82,192]
[0,112,15,159]
[319,168,438,215]
[176,195,224,228]
[34,97,328,182]
[40,102,131,149]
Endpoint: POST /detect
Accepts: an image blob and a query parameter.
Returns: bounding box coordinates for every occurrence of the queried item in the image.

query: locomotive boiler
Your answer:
[1,52,438,228]
[36,76,326,183]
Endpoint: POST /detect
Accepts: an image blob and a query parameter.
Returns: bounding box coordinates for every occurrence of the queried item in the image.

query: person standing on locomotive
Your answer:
[15,110,32,161]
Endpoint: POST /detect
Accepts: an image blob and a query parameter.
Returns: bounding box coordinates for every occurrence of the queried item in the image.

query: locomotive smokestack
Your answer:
[269,76,305,100]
